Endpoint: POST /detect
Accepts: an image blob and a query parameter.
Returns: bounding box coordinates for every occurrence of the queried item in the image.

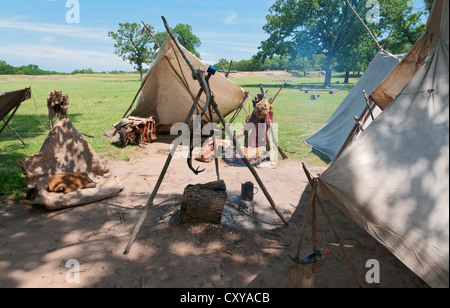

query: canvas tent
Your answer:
[310,0,449,288]
[125,36,249,133]
[304,51,404,161]
[0,88,31,146]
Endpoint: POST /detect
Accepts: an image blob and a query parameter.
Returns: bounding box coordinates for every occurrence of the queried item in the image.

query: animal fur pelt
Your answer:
[47,172,96,194]
[47,90,69,129]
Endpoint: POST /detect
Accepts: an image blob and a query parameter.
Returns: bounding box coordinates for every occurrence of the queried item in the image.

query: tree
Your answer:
[154,23,201,58]
[260,0,416,87]
[382,9,426,54]
[0,60,15,74]
[108,23,155,80]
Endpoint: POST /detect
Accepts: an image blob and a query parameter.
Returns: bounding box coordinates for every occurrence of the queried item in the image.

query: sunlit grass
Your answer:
[0,72,358,200]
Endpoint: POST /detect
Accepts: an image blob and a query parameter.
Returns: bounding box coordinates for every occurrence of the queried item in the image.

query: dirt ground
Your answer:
[0,134,424,289]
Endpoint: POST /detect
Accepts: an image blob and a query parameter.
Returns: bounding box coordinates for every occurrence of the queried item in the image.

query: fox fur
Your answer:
[47,172,96,194]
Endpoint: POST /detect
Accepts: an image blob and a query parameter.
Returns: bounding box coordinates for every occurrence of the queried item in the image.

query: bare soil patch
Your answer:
[0,135,422,288]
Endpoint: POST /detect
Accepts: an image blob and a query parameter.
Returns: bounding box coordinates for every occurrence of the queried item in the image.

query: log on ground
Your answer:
[179,180,227,224]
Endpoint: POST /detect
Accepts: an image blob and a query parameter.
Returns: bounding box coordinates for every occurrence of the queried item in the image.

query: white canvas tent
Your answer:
[304,51,403,161]
[313,0,449,288]
[126,36,248,133]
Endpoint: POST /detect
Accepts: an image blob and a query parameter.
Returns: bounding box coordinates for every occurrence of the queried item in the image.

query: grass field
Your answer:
[0,72,359,200]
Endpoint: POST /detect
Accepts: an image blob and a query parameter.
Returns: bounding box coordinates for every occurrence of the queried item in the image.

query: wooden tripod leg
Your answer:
[124,81,207,255]
[162,15,287,225]
[315,192,365,288]
[208,103,220,181]
[212,100,288,225]
[5,122,28,148]
[302,164,365,288]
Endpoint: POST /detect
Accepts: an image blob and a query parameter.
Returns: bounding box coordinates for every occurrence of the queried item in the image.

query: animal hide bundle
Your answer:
[47,172,96,194]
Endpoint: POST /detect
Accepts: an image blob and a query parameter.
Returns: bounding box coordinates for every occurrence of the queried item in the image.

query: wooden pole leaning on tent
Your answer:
[141,21,160,49]
[332,92,376,163]
[122,22,160,119]
[345,0,382,51]
[301,163,365,288]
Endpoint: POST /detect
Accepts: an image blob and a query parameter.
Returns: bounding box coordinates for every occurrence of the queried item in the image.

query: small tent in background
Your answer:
[124,35,249,133]
[304,51,403,161]
[0,88,32,147]
[309,0,448,288]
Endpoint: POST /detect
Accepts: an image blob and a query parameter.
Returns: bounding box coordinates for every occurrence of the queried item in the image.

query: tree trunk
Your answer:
[323,55,334,87]
[344,71,350,84]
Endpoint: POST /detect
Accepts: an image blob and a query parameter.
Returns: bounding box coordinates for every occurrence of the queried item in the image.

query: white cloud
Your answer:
[0,19,110,42]
[41,36,56,43]
[0,43,134,72]
[224,11,238,25]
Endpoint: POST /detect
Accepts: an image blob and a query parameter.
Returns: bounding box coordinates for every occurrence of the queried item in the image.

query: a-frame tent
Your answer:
[124,36,249,133]
[0,88,32,147]
[309,0,449,288]
[304,51,403,161]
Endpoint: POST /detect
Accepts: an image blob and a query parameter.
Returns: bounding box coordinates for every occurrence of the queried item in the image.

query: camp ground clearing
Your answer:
[0,1,448,288]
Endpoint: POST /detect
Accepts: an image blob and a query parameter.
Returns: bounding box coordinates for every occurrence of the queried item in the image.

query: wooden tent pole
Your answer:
[3,121,28,148]
[345,0,382,50]
[122,72,152,119]
[226,60,233,78]
[0,104,21,136]
[295,183,316,259]
[141,21,160,49]
[314,189,365,288]
[124,79,209,255]
[302,164,365,288]
[332,103,370,163]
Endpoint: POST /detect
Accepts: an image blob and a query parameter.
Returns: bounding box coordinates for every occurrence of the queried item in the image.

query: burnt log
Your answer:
[180,180,227,224]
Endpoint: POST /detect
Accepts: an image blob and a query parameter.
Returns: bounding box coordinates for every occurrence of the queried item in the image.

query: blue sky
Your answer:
[0,0,274,72]
[0,0,429,73]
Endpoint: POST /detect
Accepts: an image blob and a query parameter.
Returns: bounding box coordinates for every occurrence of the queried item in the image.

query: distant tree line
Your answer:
[0,60,144,76]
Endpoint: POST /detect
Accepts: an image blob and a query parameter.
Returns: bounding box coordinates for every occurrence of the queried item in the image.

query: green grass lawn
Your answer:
[0,72,358,200]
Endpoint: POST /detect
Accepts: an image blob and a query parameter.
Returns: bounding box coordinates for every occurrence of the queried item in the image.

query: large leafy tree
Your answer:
[154,24,202,58]
[260,0,417,87]
[108,22,155,80]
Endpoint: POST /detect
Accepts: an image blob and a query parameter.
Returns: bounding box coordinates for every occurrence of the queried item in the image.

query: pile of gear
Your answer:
[113,116,157,147]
